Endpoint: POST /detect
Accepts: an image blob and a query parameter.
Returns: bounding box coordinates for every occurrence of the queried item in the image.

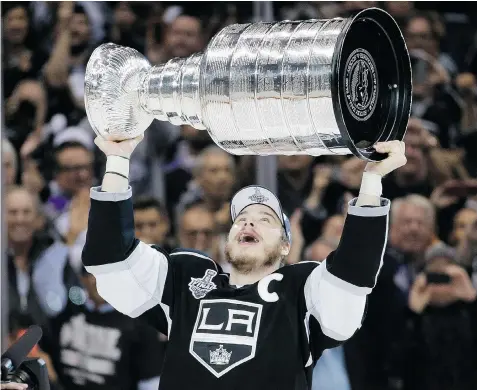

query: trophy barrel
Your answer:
[200,7,411,160]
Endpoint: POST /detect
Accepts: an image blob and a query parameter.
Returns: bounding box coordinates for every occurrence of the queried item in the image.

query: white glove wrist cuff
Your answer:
[106,155,130,179]
[360,172,382,197]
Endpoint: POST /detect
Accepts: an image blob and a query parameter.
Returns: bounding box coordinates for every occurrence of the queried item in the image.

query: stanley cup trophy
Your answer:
[85,8,411,161]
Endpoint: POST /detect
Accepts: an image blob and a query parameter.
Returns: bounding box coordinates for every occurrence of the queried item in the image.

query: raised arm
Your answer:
[82,135,172,319]
[305,141,406,342]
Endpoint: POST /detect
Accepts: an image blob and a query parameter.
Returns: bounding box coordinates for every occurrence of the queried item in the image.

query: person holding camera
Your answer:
[404,244,477,390]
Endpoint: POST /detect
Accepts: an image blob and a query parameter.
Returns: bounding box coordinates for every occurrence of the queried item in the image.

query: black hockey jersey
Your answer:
[47,299,163,390]
[82,187,389,390]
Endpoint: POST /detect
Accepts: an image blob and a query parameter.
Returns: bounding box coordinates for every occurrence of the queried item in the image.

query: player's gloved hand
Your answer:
[94,135,144,159]
[364,141,407,177]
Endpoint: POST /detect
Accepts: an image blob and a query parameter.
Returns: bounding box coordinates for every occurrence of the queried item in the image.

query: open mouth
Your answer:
[238,233,260,245]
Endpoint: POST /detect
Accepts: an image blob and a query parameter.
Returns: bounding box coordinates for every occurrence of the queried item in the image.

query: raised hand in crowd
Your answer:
[430,180,461,209]
[215,201,231,233]
[6,80,47,159]
[338,157,367,190]
[286,208,304,265]
[21,159,45,196]
[304,164,333,210]
[406,117,439,150]
[66,187,91,246]
[444,264,477,302]
[408,273,434,314]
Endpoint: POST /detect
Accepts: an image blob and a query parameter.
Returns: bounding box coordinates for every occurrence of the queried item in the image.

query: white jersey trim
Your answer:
[90,186,132,202]
[304,260,367,342]
[86,241,168,318]
[347,198,390,217]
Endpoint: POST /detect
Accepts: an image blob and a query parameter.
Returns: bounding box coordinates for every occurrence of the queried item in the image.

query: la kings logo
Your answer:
[189,299,263,378]
[189,269,217,299]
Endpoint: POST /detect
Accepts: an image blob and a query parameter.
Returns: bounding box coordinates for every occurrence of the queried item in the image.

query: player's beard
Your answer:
[224,241,282,274]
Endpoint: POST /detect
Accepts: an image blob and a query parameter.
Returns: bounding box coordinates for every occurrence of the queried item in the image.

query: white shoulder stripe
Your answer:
[170,251,218,271]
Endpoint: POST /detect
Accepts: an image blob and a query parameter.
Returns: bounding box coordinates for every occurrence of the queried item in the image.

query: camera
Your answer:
[3,358,50,390]
[1,326,49,390]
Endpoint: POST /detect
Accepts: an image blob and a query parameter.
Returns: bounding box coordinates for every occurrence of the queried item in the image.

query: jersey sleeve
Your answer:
[285,197,390,363]
[305,198,389,341]
[82,187,173,322]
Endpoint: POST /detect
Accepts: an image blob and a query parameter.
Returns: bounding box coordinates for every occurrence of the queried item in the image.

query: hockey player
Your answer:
[82,135,406,390]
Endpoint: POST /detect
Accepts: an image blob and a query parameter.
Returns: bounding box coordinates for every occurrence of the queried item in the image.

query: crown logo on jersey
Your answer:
[248,188,268,203]
[189,269,218,299]
[210,345,232,366]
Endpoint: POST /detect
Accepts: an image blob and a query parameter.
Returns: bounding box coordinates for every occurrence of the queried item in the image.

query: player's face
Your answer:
[225,204,289,273]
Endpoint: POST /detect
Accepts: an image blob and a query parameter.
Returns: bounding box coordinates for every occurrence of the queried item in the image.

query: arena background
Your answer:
[2,2,477,389]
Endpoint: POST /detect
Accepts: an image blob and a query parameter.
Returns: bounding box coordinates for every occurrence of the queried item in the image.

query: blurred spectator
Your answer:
[306,238,336,263]
[3,139,19,186]
[37,140,96,271]
[382,119,436,199]
[164,124,214,214]
[30,2,107,51]
[390,194,437,265]
[3,2,49,160]
[3,2,48,98]
[339,1,378,17]
[106,2,148,53]
[175,146,236,232]
[133,196,170,248]
[449,207,477,246]
[45,141,94,221]
[6,186,79,330]
[321,214,345,243]
[405,11,458,76]
[44,2,93,125]
[177,203,220,262]
[43,269,163,390]
[457,214,477,270]
[455,72,477,176]
[277,155,315,216]
[301,214,344,262]
[404,13,463,147]
[147,10,204,65]
[382,1,415,28]
[405,245,477,390]
[162,12,204,59]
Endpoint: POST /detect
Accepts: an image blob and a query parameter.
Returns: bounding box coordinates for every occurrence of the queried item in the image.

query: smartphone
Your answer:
[444,181,470,197]
[426,272,451,285]
[411,56,429,85]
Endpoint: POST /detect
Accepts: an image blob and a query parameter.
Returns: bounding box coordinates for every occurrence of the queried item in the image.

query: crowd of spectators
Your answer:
[2,2,477,390]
